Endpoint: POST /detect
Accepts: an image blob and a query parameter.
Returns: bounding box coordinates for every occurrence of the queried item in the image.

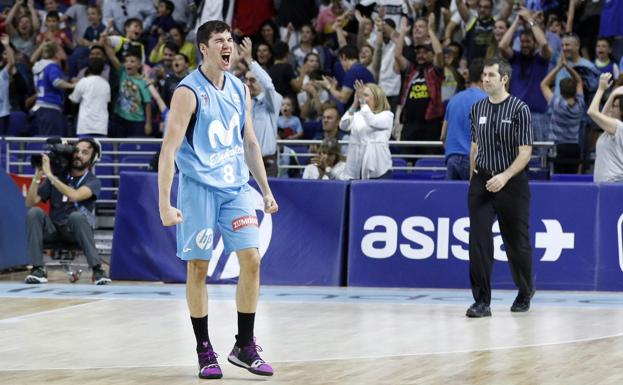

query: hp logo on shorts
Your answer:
[196,228,213,250]
[207,187,273,280]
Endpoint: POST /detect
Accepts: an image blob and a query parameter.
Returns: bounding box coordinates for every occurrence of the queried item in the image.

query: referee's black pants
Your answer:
[468,169,533,305]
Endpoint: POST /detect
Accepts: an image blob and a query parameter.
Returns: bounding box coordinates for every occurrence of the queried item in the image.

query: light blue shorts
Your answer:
[176,174,260,260]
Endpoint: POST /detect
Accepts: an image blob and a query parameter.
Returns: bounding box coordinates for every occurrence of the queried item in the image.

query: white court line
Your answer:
[0,299,105,324]
[1,329,623,371]
[278,330,623,363]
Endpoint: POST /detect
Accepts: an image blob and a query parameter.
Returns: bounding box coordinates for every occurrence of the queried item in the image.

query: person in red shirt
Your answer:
[37,11,73,50]
[232,0,274,37]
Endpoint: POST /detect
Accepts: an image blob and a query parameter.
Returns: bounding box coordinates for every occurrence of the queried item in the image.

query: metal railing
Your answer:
[1,137,555,207]
[277,139,555,172]
[2,137,162,205]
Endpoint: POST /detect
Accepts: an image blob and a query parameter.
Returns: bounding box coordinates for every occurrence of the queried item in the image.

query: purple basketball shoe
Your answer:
[197,342,222,379]
[227,338,273,376]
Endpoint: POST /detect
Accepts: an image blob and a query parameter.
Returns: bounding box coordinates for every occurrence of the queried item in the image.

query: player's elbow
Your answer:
[244,137,260,155]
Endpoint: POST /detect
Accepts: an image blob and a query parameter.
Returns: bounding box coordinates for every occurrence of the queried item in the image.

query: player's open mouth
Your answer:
[221,54,231,65]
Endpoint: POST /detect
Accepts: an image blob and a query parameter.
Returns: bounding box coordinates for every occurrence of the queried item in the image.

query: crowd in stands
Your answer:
[0,0,622,181]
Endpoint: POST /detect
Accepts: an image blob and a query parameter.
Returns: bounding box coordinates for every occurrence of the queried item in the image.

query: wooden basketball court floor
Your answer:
[1,277,623,385]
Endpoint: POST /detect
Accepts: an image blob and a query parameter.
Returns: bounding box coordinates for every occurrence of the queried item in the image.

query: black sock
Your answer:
[236,312,255,347]
[191,315,210,351]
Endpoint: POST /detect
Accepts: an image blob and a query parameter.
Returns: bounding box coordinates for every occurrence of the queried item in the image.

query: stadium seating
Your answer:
[118,143,161,153]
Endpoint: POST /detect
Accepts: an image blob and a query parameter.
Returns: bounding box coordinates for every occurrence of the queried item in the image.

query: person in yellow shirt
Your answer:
[149,25,197,69]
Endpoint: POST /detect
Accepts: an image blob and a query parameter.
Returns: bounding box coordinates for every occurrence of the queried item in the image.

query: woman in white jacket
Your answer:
[334,81,394,179]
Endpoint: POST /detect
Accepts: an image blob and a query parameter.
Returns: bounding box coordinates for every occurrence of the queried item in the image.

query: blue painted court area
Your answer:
[2,283,623,308]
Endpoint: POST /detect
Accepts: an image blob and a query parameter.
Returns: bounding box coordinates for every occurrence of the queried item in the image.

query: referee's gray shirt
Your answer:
[470,95,533,174]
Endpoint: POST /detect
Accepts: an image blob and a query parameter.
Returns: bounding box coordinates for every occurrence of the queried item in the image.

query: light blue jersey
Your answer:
[175,69,248,189]
[174,68,259,261]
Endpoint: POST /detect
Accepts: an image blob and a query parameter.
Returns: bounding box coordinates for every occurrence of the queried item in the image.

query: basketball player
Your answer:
[158,20,278,379]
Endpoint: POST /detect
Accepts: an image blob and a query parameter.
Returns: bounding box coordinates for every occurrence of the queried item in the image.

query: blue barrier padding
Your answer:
[110,171,184,282]
[529,182,599,290]
[348,180,471,288]
[551,174,594,182]
[347,180,601,290]
[45,170,622,290]
[0,169,28,270]
[110,172,349,285]
[250,178,349,285]
[596,183,623,291]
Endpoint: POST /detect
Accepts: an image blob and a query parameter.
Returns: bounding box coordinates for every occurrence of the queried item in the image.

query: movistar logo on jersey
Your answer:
[208,113,242,149]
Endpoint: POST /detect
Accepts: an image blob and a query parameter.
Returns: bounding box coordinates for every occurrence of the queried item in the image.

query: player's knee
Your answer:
[187,260,209,282]
[238,249,260,275]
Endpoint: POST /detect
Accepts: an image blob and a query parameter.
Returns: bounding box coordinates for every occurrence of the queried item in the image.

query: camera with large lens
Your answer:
[30,138,76,177]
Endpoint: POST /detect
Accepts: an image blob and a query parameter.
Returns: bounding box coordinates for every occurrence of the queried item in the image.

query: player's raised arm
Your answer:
[158,86,196,226]
[241,84,278,214]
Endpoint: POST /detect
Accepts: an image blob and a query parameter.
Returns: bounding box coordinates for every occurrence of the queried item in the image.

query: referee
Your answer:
[466,58,535,318]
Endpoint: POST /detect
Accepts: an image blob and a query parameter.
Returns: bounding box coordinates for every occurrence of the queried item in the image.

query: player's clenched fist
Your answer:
[160,206,183,226]
[263,195,278,214]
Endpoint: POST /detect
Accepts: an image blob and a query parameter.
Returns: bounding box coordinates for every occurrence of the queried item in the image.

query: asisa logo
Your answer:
[360,216,575,262]
[208,113,241,149]
[207,187,272,280]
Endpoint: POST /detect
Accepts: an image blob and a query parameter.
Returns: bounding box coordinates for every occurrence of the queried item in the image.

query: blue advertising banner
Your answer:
[111,172,348,285]
[347,180,599,290]
[0,169,28,270]
[595,184,623,291]
[110,172,184,282]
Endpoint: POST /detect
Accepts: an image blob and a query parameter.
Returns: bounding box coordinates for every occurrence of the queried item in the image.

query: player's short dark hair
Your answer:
[159,0,175,13]
[46,11,60,21]
[272,42,290,61]
[560,78,577,99]
[86,58,105,76]
[484,57,512,82]
[469,58,485,83]
[196,20,231,50]
[337,45,359,61]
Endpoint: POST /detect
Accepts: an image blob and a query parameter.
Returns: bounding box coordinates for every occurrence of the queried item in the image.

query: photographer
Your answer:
[24,139,110,285]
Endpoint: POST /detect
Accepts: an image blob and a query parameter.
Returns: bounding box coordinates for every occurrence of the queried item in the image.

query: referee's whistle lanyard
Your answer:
[66,171,88,209]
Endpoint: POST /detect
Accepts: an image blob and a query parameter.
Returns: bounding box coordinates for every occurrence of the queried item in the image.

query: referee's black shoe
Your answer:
[510,288,536,313]
[465,302,491,318]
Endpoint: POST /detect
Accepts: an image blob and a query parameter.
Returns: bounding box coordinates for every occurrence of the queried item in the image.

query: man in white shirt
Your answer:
[372,17,401,112]
[69,58,111,137]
